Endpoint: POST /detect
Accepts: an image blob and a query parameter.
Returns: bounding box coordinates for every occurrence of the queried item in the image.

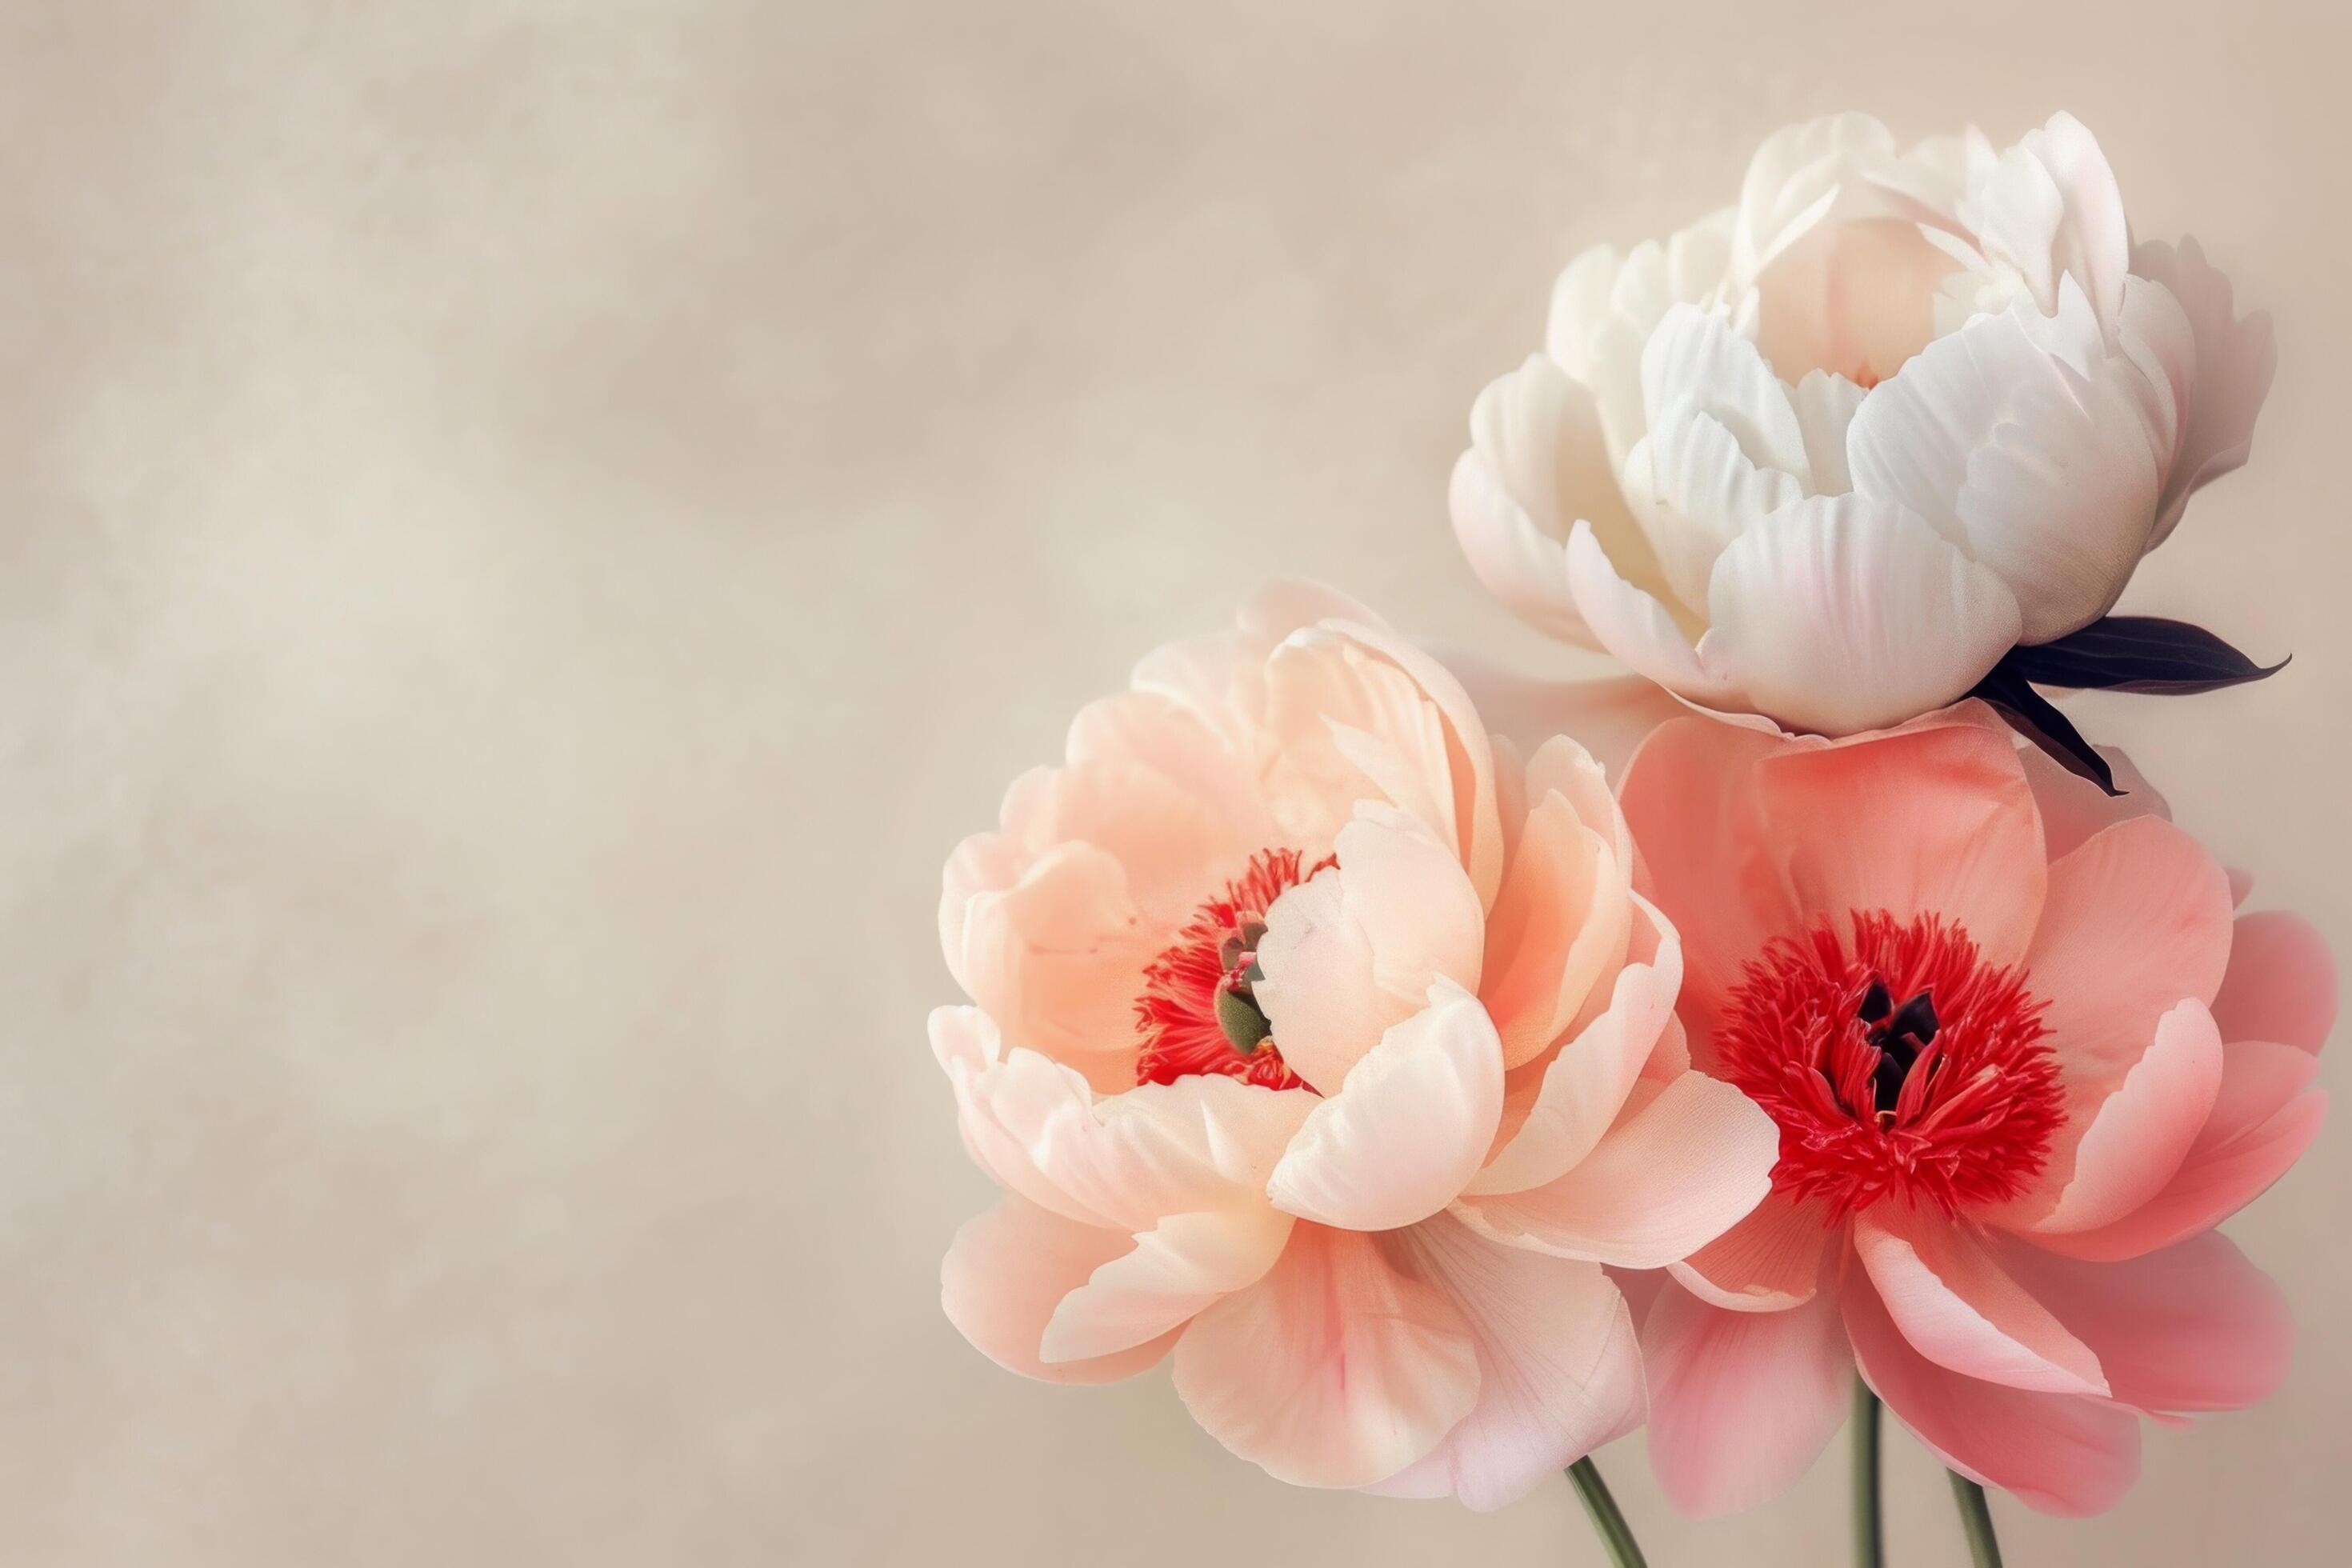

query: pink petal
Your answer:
[1254,804,1485,1094]
[1452,1071,1777,1268]
[1669,1190,1832,1312]
[2198,1039,2324,1154]
[932,1006,1314,1231]
[2024,817,2234,1082]
[1172,1223,1481,1489]
[1998,1232,2291,1414]
[1853,1207,2106,1395]
[1310,614,1510,909]
[1479,786,1630,1069]
[1470,894,1681,1196]
[2014,737,2169,861]
[1268,982,1505,1231]
[2019,1001,2225,1236]
[942,836,1156,1090]
[1618,717,1800,1030]
[1842,1272,2141,1516]
[1040,1205,1296,1364]
[1362,1214,1644,1510]
[942,1196,1181,1385]
[2022,1079,2326,1264]
[1753,719,2046,966]
[1643,1282,1850,1518]
[2212,910,2337,1054]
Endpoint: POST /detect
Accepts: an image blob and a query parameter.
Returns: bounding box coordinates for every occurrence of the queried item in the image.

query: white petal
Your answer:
[1626,406,1808,612]
[1701,494,2022,735]
[2130,236,2277,546]
[1846,297,2162,642]
[1734,113,1901,279]
[1453,355,1674,645]
[1562,521,1745,709]
[1640,305,1812,477]
[1790,370,1868,494]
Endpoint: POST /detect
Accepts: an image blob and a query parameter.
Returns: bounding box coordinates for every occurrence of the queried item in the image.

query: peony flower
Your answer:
[1452,111,2276,738]
[1611,707,2331,1517]
[934,582,1778,1508]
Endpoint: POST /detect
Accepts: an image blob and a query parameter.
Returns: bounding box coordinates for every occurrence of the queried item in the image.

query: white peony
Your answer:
[1452,112,2274,735]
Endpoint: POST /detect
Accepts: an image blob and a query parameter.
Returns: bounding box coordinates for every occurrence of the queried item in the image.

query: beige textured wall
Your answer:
[4,2,2347,1563]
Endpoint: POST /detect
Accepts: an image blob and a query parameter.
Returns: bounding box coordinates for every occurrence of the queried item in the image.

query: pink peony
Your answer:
[1615,707,2332,1517]
[934,583,1778,1508]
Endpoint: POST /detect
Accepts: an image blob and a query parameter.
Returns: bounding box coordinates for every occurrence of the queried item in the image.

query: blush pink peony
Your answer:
[1613,707,2332,1517]
[934,583,1778,1508]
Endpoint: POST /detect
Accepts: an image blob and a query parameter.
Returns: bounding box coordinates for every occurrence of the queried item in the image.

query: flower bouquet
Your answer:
[927,112,2329,1565]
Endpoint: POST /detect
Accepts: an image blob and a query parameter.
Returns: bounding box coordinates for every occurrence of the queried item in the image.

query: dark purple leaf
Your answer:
[1967,662,2121,796]
[2008,616,2286,694]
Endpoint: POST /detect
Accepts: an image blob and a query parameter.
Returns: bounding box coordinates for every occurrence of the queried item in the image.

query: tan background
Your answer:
[3,2,2347,1563]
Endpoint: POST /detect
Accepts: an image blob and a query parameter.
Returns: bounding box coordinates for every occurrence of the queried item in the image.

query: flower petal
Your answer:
[1642,1282,1850,1518]
[1254,805,1486,1094]
[1454,356,1675,646]
[942,835,1156,1089]
[1471,892,1682,1195]
[2018,1001,2225,1237]
[2130,236,2276,546]
[2024,816,2235,1082]
[1452,1071,1776,1268]
[1172,1223,1482,1489]
[942,1196,1182,1385]
[1040,1205,1297,1365]
[1845,288,2164,641]
[1429,655,1686,787]
[1268,981,1505,1231]
[1854,1207,2107,1395]
[2211,910,2336,1054]
[2014,736,2168,861]
[1363,1214,1644,1510]
[1669,1190,1831,1312]
[1479,782,1630,1070]
[932,1006,1314,1231]
[1751,717,2046,966]
[1700,493,2023,734]
[1563,520,1745,708]
[1998,1232,2290,1415]
[1618,717,1800,1028]
[1842,1271,2140,1517]
[2021,1067,2325,1264]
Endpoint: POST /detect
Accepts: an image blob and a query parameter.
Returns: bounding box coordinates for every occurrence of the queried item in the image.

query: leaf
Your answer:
[1967,661,2121,796]
[2008,616,2286,694]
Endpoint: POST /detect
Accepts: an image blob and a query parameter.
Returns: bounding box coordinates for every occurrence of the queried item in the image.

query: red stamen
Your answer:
[1133,849,1332,1092]
[1717,910,2064,1218]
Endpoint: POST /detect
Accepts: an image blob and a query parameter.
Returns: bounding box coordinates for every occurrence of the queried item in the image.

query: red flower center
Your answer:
[1717,910,2065,1218]
[1134,848,1330,1092]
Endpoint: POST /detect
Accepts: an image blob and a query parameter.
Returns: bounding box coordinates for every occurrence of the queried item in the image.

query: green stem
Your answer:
[1949,1472,2006,1568]
[1566,1457,1649,1568]
[1852,1379,1883,1568]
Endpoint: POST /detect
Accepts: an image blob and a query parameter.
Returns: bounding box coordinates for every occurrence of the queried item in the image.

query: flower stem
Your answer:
[1949,1472,2006,1568]
[1852,1379,1883,1568]
[1566,1457,1648,1568]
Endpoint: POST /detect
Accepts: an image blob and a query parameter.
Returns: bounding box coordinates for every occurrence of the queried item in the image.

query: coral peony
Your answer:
[1614,708,2331,1517]
[1453,111,2274,735]
[934,584,1778,1508]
